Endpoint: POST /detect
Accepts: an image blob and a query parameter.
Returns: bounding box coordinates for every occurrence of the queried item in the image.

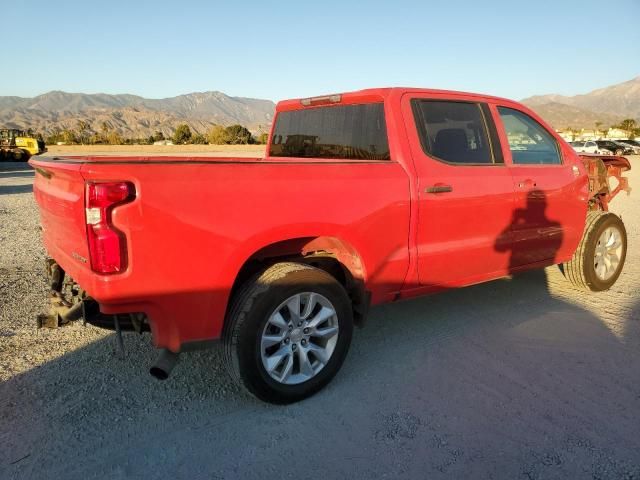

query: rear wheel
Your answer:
[223,262,353,404]
[562,211,627,291]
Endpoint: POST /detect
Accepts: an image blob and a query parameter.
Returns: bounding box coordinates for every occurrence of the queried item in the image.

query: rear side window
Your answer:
[269,103,390,160]
[497,107,561,165]
[412,100,494,164]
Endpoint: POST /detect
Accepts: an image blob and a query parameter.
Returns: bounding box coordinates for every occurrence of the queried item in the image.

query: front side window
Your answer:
[497,107,561,165]
[269,103,390,160]
[412,100,494,164]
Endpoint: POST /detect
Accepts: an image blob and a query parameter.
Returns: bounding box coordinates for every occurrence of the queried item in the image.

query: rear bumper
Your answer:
[38,258,149,333]
[40,256,222,352]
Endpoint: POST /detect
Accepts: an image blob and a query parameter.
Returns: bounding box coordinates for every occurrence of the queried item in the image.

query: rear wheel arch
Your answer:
[226,236,370,327]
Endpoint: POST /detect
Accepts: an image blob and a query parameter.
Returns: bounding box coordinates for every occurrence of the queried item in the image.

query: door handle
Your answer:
[425,185,453,194]
[517,179,537,189]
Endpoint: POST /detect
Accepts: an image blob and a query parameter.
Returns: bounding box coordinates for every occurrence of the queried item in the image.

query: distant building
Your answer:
[153,140,174,146]
[606,128,628,140]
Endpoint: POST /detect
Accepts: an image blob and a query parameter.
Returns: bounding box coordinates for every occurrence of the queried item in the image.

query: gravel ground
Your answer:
[1,158,639,479]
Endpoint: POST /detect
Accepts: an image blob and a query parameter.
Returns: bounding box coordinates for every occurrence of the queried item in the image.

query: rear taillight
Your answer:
[85,181,135,274]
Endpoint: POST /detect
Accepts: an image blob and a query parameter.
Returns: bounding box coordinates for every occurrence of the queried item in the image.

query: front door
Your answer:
[402,95,516,288]
[493,105,585,268]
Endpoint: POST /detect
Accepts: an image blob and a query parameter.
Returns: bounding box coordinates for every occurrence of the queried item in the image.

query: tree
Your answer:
[76,120,90,145]
[99,121,111,143]
[152,130,165,142]
[207,125,229,144]
[107,131,123,145]
[62,128,78,144]
[173,124,192,144]
[224,124,253,144]
[256,132,269,144]
[615,119,637,138]
[190,133,207,144]
[595,121,603,135]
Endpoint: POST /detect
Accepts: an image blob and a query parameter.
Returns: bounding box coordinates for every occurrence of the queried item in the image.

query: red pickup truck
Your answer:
[30,88,630,403]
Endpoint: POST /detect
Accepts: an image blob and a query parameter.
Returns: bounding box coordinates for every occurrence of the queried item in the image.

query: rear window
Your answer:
[269,103,390,160]
[411,100,494,164]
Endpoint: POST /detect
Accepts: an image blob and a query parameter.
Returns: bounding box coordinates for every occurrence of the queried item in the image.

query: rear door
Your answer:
[492,105,585,267]
[402,94,516,287]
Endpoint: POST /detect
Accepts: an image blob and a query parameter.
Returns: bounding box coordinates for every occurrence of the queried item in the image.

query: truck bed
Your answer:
[29,155,412,351]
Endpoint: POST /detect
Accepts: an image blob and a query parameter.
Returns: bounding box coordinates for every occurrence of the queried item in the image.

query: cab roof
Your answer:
[275,87,516,112]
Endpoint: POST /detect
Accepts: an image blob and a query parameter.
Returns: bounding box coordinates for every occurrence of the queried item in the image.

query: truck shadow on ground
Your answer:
[2,270,640,478]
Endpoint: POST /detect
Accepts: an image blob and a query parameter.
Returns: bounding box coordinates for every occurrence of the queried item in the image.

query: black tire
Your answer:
[562,211,627,291]
[223,262,353,404]
[11,149,24,162]
[11,149,29,162]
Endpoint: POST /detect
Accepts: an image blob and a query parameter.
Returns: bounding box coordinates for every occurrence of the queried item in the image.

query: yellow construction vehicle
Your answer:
[0,128,47,161]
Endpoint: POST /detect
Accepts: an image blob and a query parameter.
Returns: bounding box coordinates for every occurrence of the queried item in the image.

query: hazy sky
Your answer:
[6,0,639,102]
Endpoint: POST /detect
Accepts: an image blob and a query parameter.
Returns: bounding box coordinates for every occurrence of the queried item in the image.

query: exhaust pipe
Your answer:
[149,349,180,380]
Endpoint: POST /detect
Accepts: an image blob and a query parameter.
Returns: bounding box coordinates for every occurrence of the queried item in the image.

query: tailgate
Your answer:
[30,159,91,278]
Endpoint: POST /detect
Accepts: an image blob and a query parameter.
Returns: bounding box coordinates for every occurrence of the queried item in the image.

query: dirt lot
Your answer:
[1,154,639,479]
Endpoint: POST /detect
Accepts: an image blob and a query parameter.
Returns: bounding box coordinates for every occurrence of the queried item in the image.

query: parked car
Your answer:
[570,140,611,154]
[595,140,633,155]
[617,139,640,154]
[30,88,631,403]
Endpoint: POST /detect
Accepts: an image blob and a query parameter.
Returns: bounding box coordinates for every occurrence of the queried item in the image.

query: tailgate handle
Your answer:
[425,184,453,194]
[34,167,53,179]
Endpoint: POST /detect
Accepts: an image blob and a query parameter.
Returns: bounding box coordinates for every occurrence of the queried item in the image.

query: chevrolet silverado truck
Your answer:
[30,88,631,403]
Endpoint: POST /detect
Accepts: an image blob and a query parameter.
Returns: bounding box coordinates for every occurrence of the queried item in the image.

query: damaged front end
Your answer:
[581,154,632,211]
[37,258,149,334]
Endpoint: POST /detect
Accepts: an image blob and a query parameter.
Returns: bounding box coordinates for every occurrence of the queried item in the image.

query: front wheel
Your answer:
[562,211,627,291]
[223,262,353,404]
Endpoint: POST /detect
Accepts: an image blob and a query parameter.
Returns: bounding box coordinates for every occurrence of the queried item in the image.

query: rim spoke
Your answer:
[606,229,614,245]
[307,306,336,329]
[269,311,288,329]
[608,240,622,251]
[286,295,301,322]
[265,346,290,373]
[279,353,294,382]
[312,325,339,340]
[261,332,286,350]
[306,343,330,365]
[300,293,318,320]
[298,347,314,377]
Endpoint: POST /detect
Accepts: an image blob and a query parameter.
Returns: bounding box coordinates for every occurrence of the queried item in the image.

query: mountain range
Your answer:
[521,76,640,129]
[0,91,275,138]
[1,76,639,138]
